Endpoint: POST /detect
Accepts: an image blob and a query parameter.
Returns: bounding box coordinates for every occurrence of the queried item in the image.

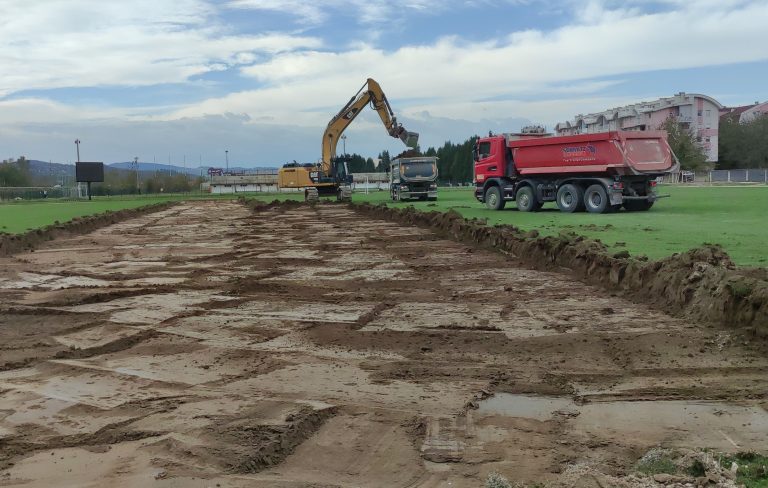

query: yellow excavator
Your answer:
[278,78,418,201]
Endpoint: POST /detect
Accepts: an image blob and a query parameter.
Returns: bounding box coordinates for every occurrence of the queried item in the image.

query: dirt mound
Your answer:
[238,197,303,213]
[0,201,177,256]
[351,203,768,336]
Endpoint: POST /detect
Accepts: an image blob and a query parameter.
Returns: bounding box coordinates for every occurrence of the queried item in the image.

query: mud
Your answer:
[0,199,766,487]
[353,202,768,336]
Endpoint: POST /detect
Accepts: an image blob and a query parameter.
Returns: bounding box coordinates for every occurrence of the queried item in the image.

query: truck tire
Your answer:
[584,184,609,214]
[623,200,654,211]
[515,186,540,212]
[484,186,505,210]
[556,184,584,213]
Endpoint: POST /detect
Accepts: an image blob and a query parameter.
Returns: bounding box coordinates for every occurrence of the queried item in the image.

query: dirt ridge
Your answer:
[345,203,767,335]
[0,201,177,256]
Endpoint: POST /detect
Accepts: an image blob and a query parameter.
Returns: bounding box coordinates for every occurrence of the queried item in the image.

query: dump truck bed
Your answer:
[509,130,675,176]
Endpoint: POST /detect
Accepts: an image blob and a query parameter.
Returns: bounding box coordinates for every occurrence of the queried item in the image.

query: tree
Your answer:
[659,116,708,171]
[719,113,768,169]
[377,150,391,172]
[0,158,31,187]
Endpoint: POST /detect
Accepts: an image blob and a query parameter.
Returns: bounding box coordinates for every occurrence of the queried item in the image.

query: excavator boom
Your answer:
[321,78,418,174]
[278,78,417,201]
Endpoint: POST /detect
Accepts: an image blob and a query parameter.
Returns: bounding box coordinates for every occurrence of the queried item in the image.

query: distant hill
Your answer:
[108,162,277,175]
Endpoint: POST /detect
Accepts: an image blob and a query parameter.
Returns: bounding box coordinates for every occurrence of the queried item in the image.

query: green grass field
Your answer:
[0,198,172,234]
[350,185,768,267]
[1,185,766,267]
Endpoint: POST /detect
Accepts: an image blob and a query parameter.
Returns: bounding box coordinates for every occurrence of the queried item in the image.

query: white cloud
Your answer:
[161,0,767,128]
[2,0,768,164]
[227,0,446,25]
[0,0,321,97]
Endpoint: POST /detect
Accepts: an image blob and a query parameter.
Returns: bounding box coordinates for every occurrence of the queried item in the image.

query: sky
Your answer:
[1,0,767,167]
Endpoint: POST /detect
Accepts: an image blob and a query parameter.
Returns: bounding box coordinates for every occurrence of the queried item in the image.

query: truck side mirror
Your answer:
[472,144,479,162]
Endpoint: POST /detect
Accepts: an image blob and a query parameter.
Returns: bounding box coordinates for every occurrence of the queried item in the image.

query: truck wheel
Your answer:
[583,184,609,213]
[623,200,654,211]
[484,186,505,210]
[515,186,539,212]
[556,184,584,213]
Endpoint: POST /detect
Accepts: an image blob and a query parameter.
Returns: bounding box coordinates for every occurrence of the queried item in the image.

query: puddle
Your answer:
[477,393,768,450]
[477,394,574,420]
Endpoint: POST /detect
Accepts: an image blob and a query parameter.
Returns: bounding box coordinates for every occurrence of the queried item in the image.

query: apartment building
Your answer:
[555,93,723,162]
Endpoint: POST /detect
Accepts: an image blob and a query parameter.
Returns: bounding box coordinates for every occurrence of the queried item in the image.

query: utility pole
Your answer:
[341,134,347,156]
[225,150,229,174]
[74,139,81,162]
[133,157,140,194]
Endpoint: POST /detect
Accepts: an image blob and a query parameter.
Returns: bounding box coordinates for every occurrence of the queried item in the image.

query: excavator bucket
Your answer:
[400,131,419,148]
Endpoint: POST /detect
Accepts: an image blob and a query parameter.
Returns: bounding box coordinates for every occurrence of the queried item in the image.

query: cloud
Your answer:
[2,0,768,165]
[227,0,445,25]
[160,0,767,128]
[0,0,321,97]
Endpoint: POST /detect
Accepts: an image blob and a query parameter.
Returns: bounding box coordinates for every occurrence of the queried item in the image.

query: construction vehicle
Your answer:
[389,156,438,201]
[278,78,418,202]
[473,128,678,213]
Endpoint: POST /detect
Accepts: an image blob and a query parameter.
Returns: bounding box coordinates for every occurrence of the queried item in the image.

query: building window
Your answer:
[705,110,711,117]
[697,110,702,116]
[705,137,711,143]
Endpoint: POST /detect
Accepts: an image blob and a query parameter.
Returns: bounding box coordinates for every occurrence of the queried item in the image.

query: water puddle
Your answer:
[477,393,768,451]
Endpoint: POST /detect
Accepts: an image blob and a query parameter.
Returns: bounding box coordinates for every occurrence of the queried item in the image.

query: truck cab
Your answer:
[390,156,438,201]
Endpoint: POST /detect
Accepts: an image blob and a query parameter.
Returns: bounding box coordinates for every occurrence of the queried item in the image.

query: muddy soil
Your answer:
[0,200,766,487]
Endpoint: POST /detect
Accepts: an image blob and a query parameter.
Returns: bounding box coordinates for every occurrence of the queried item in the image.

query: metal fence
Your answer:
[0,186,79,201]
[660,169,768,184]
[708,169,768,184]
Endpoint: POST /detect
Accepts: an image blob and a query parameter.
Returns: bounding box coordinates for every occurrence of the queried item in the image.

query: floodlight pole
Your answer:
[74,139,81,162]
[134,157,140,194]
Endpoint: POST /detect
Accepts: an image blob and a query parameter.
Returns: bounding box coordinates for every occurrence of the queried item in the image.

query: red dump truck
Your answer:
[473,129,678,213]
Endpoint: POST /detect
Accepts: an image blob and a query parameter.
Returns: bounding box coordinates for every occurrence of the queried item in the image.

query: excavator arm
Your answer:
[321,78,418,175]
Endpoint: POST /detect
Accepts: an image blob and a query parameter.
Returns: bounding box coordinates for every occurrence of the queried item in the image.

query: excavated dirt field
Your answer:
[0,200,767,487]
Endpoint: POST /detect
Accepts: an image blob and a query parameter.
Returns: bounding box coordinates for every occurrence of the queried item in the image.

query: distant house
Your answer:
[738,101,768,123]
[555,92,723,162]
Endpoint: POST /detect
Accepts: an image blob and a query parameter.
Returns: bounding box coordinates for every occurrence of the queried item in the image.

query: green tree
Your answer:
[719,113,768,169]
[377,150,391,172]
[659,116,708,170]
[0,158,31,187]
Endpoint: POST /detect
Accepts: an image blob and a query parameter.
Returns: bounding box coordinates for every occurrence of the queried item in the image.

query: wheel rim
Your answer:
[488,192,497,207]
[589,191,602,207]
[561,192,573,207]
[519,193,529,207]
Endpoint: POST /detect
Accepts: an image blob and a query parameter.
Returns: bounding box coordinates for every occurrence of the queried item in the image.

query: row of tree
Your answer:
[373,140,478,184]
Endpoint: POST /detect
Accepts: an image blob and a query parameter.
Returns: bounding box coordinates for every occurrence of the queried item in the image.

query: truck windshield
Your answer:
[401,161,435,179]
